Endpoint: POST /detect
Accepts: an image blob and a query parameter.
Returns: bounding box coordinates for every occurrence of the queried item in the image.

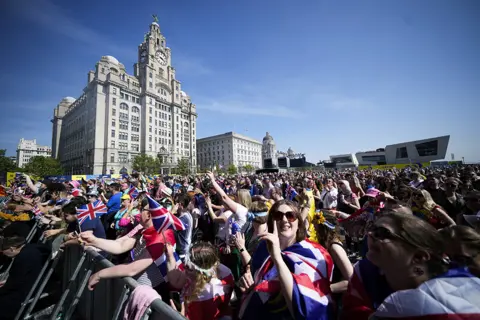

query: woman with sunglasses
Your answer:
[238,200,333,320]
[341,212,480,320]
[410,189,455,228]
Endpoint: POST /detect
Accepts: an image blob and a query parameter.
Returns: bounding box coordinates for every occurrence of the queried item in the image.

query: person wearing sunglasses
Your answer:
[238,200,334,320]
[440,225,480,278]
[341,212,480,320]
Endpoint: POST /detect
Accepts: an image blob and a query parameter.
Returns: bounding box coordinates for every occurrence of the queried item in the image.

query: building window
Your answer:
[112,119,116,127]
[415,140,439,157]
[149,72,152,78]
[111,141,115,148]
[149,82,153,88]
[396,147,409,159]
[110,153,115,162]
[120,103,128,111]
[120,92,124,99]
[112,98,116,106]
[131,144,139,152]
[111,129,115,138]
[119,153,128,163]
[149,117,152,123]
[132,125,139,132]
[113,87,117,94]
[120,121,128,130]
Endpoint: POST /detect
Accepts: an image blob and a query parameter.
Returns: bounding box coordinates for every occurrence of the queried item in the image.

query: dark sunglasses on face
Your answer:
[368,225,404,242]
[272,210,297,223]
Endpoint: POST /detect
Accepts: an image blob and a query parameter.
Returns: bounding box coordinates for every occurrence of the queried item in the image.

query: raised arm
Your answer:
[207,171,237,212]
[80,231,137,254]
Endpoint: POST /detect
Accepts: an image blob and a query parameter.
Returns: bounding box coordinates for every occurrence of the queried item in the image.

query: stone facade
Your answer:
[16,138,52,168]
[196,132,262,170]
[52,19,197,175]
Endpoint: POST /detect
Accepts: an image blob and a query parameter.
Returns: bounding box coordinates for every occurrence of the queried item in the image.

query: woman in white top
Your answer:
[206,172,251,232]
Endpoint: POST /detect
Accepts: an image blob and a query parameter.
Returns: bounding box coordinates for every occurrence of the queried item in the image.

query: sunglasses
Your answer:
[272,210,297,223]
[368,225,405,242]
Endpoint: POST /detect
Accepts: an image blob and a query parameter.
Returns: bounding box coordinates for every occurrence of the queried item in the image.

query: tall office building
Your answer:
[196,132,263,170]
[16,138,52,168]
[52,18,198,175]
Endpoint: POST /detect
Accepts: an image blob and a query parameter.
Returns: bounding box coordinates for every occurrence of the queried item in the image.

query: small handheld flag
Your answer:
[76,200,107,225]
[128,184,139,199]
[146,196,186,232]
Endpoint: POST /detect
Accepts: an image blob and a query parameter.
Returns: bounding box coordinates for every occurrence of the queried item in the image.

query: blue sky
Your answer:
[1,0,479,163]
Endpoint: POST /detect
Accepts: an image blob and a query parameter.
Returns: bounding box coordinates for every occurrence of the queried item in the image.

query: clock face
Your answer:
[155,50,167,66]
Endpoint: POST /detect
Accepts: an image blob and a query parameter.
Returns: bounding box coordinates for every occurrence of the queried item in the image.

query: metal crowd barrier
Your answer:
[53,246,186,320]
[4,218,186,320]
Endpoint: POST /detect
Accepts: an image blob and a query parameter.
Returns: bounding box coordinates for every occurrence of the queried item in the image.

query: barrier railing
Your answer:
[56,246,186,320]
[11,222,185,320]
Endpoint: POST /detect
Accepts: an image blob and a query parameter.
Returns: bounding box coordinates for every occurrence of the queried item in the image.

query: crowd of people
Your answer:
[1,164,480,319]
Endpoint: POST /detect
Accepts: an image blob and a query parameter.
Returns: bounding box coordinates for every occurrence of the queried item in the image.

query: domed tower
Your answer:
[262,132,277,168]
[287,147,295,158]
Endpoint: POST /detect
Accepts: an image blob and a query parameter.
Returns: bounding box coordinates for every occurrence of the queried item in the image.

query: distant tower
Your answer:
[262,132,277,168]
[287,147,295,158]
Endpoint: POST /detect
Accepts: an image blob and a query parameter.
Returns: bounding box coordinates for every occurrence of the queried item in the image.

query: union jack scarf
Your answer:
[373,267,480,319]
[239,239,333,320]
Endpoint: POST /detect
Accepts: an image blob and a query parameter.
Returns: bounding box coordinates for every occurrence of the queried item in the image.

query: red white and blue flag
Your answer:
[146,196,186,232]
[286,185,298,201]
[138,226,183,283]
[128,184,139,199]
[373,267,480,319]
[32,205,42,216]
[239,239,333,320]
[76,200,107,225]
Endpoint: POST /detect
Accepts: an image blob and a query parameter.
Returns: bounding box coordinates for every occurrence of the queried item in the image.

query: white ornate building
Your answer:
[196,132,262,170]
[52,18,197,175]
[16,138,52,168]
[261,132,305,168]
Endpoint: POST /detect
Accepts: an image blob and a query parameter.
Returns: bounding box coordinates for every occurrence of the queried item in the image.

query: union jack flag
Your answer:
[372,267,480,319]
[146,196,186,232]
[76,200,107,225]
[286,185,298,201]
[128,184,139,199]
[239,239,333,320]
[32,205,42,216]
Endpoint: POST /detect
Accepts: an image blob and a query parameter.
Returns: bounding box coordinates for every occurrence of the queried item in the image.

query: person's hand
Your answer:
[234,232,245,250]
[88,272,101,291]
[224,245,231,255]
[128,201,134,210]
[169,299,185,316]
[205,196,212,207]
[79,231,97,246]
[43,229,60,239]
[258,221,281,259]
[165,242,175,260]
[206,171,215,181]
[238,265,254,293]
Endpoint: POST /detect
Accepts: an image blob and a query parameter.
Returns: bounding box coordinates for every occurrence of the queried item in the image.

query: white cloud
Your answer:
[197,100,303,119]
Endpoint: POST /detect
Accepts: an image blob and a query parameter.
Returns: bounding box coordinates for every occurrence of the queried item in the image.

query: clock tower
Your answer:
[132,16,197,174]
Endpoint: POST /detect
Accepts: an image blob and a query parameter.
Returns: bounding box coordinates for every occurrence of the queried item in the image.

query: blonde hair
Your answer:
[236,189,252,210]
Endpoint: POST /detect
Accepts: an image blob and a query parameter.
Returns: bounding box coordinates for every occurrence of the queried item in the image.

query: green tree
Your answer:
[0,149,17,173]
[23,156,63,177]
[227,164,238,175]
[243,164,254,174]
[176,158,190,176]
[132,153,158,174]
